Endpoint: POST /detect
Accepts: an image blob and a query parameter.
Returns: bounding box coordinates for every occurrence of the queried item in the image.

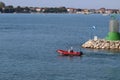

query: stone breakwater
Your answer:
[82,39,120,49]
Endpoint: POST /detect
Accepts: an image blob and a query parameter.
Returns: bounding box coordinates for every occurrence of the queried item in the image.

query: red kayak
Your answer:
[57,49,83,56]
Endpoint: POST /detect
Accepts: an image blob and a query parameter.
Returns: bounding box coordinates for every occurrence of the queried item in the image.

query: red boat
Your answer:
[57,49,83,56]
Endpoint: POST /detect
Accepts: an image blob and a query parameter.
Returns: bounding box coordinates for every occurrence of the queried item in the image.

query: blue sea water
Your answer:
[0,14,120,80]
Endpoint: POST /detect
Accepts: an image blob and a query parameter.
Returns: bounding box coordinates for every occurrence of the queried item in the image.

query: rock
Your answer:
[82,39,120,50]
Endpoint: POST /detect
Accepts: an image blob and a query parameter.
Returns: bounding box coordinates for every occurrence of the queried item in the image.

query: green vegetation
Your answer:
[43,7,67,13]
[0,1,67,13]
[0,2,5,8]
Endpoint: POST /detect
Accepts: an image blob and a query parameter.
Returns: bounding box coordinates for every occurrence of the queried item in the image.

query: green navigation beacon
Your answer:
[106,15,120,40]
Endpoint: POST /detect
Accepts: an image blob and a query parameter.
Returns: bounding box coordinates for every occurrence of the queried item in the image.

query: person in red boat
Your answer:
[68,47,73,53]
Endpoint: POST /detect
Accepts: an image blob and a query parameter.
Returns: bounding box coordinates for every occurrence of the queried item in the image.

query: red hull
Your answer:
[57,49,83,56]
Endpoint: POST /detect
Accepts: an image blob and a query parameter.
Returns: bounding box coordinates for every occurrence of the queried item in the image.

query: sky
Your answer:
[1,0,120,9]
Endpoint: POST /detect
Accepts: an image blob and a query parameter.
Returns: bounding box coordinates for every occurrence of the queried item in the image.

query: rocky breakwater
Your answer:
[82,39,120,49]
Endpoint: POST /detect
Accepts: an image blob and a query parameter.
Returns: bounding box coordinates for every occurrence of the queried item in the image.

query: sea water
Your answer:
[0,14,120,80]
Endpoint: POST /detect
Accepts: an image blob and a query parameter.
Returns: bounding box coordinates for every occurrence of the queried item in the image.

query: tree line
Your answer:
[0,2,67,13]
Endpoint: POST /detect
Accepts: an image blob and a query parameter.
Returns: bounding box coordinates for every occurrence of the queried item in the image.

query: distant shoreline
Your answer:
[0,13,119,15]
